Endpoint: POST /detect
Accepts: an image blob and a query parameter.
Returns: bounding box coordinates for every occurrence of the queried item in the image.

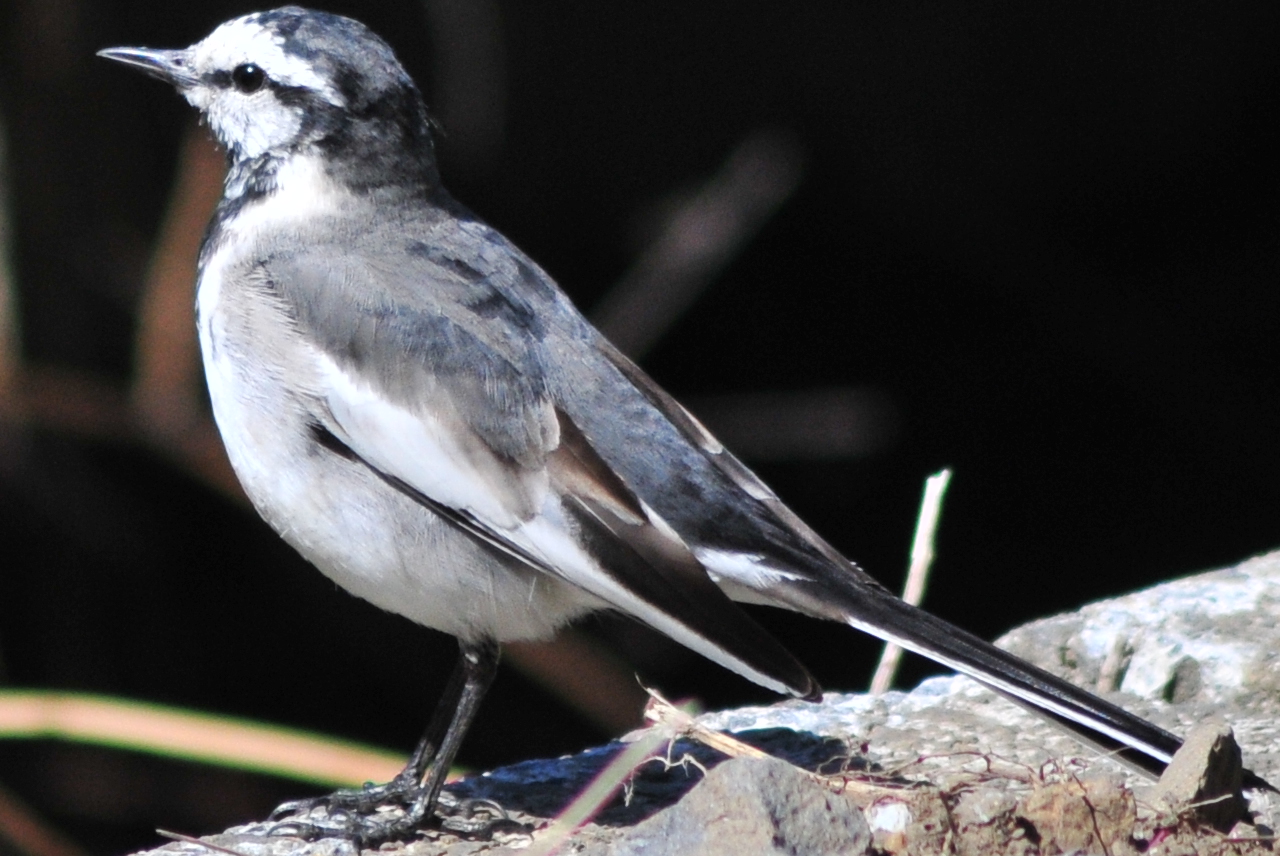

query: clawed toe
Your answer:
[436,798,523,836]
[269,774,418,821]
[267,808,417,846]
[266,819,344,843]
[265,787,524,845]
[268,796,329,822]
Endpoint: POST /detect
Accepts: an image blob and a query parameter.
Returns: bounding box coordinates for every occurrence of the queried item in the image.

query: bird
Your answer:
[97,5,1259,841]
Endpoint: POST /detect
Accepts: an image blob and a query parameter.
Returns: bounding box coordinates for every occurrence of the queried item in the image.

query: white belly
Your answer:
[194,252,600,643]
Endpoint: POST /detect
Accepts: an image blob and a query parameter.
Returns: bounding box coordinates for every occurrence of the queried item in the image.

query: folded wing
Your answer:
[264,238,819,699]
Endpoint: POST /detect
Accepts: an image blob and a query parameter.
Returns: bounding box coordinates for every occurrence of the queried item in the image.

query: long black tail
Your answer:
[987,686,1274,790]
[798,575,1273,789]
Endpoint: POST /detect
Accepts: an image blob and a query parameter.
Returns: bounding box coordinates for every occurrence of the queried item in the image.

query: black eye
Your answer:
[231,63,266,93]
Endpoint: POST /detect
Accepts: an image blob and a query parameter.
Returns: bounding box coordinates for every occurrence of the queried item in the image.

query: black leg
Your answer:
[270,638,503,844]
[401,639,500,826]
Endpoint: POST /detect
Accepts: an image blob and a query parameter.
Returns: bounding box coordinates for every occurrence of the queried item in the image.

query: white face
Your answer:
[181,13,345,159]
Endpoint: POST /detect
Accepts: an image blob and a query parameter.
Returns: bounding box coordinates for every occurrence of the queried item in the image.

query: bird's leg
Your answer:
[270,639,505,843]
[400,640,499,827]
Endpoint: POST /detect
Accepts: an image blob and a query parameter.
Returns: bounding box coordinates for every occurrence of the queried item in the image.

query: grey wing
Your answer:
[273,226,559,468]
[256,220,817,697]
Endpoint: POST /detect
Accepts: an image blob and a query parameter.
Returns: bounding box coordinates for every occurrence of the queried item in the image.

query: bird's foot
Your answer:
[268,784,523,846]
[269,770,422,821]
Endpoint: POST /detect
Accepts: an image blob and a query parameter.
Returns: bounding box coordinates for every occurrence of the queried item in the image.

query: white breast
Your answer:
[193,168,601,642]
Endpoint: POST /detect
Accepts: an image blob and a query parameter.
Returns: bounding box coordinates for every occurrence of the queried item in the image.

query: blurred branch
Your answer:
[13,366,131,441]
[131,123,223,445]
[0,105,15,686]
[0,106,18,416]
[5,363,240,499]
[506,629,647,735]
[685,387,898,462]
[0,690,406,788]
[128,124,244,500]
[0,125,242,500]
[591,128,805,360]
[0,781,88,856]
[588,130,896,463]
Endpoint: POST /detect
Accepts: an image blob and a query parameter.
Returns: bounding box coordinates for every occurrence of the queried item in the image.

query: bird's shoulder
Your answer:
[239,198,578,468]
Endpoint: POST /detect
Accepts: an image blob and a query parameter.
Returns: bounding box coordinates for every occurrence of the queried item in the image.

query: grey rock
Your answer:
[447,727,853,827]
[949,788,1032,856]
[127,550,1280,856]
[1150,721,1246,832]
[997,551,1280,709]
[585,756,871,856]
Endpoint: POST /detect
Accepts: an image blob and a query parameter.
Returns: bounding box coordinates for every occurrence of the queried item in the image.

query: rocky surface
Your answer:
[134,551,1280,855]
[1149,722,1247,833]
[587,756,871,856]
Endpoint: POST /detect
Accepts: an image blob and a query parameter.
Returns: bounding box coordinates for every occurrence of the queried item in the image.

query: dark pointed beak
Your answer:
[97,47,198,89]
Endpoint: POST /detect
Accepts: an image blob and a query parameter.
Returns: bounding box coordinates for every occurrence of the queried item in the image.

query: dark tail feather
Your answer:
[834,585,1182,768]
[772,575,1191,766]
[814,581,1273,788]
[987,686,1275,791]
[986,684,1169,778]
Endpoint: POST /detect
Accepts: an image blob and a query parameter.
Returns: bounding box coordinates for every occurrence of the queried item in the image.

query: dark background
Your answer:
[1,1,1278,853]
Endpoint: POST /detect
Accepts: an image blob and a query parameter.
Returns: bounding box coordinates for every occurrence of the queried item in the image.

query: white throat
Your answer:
[225,154,351,236]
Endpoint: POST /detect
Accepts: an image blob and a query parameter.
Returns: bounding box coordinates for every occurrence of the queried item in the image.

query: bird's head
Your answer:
[100,6,436,179]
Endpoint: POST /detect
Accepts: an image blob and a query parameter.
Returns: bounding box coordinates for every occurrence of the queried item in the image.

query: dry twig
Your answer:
[870,468,952,693]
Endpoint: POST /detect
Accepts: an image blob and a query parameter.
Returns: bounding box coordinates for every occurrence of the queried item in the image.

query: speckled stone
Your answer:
[127,550,1280,856]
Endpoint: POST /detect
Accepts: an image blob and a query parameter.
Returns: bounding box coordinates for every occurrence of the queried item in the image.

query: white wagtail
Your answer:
[98,5,1264,841]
